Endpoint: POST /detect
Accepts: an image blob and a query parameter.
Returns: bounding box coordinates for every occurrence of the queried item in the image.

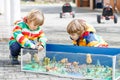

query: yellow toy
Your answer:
[86,54,92,65]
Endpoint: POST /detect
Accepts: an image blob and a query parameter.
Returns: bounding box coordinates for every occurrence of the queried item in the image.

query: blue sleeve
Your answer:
[84,32,98,44]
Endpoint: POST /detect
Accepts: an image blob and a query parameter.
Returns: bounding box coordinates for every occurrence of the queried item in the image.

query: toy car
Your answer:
[97,5,118,23]
[60,3,75,18]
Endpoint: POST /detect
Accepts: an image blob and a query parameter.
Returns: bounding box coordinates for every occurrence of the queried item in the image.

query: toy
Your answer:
[97,5,118,23]
[60,3,75,18]
[43,57,50,66]
[33,53,40,64]
[86,54,92,65]
[21,44,120,80]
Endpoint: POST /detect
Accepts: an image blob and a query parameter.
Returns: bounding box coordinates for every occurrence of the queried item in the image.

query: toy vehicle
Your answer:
[97,5,118,23]
[60,3,75,18]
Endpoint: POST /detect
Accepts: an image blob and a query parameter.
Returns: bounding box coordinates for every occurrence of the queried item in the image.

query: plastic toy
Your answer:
[86,54,92,65]
[60,3,75,18]
[21,44,120,80]
[97,5,118,23]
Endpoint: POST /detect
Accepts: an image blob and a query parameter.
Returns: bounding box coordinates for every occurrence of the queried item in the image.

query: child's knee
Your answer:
[10,42,21,51]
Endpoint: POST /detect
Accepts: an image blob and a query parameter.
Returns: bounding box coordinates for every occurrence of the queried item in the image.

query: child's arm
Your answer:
[12,25,36,49]
[37,30,47,48]
[85,32,108,47]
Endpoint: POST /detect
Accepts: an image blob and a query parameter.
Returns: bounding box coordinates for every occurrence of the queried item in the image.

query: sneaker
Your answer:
[10,56,20,65]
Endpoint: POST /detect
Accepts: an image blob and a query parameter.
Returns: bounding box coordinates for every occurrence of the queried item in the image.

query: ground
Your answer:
[0,3,120,80]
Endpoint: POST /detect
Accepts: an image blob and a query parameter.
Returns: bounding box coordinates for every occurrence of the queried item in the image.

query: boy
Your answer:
[67,19,108,47]
[9,10,47,65]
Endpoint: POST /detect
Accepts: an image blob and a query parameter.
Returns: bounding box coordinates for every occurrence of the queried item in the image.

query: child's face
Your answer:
[28,21,38,30]
[70,33,79,40]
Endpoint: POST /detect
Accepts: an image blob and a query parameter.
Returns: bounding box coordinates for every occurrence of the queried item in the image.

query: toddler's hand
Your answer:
[36,42,41,46]
[31,44,36,49]
[37,45,44,51]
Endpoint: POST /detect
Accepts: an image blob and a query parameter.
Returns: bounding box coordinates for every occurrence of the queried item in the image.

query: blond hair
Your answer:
[67,19,88,36]
[26,9,44,26]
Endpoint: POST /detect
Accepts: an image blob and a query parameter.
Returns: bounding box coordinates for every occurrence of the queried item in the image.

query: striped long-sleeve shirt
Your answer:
[9,22,47,48]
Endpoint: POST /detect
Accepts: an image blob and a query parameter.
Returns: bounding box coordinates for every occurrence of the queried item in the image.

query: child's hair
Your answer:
[67,19,87,36]
[26,9,44,26]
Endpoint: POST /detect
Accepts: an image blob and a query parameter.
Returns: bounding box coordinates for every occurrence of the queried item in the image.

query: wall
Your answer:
[75,0,120,12]
[75,0,80,7]
[116,0,120,12]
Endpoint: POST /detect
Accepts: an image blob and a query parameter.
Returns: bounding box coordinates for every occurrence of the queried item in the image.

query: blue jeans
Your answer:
[9,42,21,57]
[9,41,36,57]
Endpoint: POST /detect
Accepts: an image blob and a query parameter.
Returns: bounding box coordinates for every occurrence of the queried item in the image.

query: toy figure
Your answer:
[33,53,40,64]
[9,9,47,65]
[72,61,79,68]
[86,54,92,65]
[46,66,57,72]
[96,59,101,66]
[43,57,50,66]
[51,57,56,63]
[60,58,68,64]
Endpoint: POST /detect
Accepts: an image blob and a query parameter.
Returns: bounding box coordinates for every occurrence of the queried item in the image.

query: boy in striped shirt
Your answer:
[9,10,47,65]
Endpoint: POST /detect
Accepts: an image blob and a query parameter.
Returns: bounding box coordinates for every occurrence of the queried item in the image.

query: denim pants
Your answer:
[9,41,36,57]
[9,42,21,57]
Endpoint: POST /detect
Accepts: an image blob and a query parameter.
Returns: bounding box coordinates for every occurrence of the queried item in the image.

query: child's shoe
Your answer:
[10,56,20,65]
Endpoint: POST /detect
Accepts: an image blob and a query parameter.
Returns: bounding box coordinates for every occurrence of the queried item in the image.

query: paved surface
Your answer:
[0,3,120,80]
